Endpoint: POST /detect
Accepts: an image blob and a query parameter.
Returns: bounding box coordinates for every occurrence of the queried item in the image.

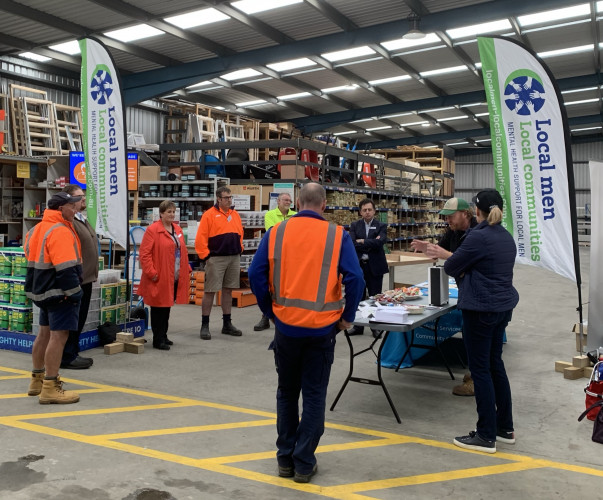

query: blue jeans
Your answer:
[462,309,513,442]
[273,327,336,475]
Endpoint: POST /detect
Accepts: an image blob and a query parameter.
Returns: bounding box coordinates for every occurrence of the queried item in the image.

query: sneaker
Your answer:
[452,380,475,396]
[39,377,80,405]
[497,430,516,444]
[453,431,496,453]
[254,316,270,331]
[200,324,211,340]
[222,322,242,336]
[278,465,294,478]
[294,464,318,483]
[60,356,93,370]
[27,371,45,396]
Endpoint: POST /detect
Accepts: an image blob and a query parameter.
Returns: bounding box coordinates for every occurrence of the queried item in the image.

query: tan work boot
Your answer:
[452,373,475,397]
[27,371,45,396]
[38,376,80,404]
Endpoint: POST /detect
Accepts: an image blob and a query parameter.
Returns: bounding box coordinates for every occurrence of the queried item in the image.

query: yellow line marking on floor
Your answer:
[0,388,115,399]
[321,460,550,495]
[0,374,28,380]
[2,364,603,499]
[98,419,276,440]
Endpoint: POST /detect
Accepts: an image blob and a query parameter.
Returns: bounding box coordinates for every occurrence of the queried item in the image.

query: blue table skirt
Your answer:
[380,308,464,369]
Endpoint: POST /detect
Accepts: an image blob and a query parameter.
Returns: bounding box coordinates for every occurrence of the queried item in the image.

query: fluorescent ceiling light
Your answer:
[333,130,354,135]
[165,8,229,28]
[420,65,467,77]
[236,99,267,107]
[599,1,603,12]
[474,112,490,117]
[368,75,411,86]
[366,126,391,131]
[350,118,376,123]
[214,106,226,110]
[538,44,593,58]
[321,84,358,93]
[447,141,469,146]
[421,123,431,128]
[267,58,316,72]
[381,112,414,119]
[19,52,51,62]
[571,126,602,132]
[475,138,492,143]
[518,4,590,27]
[565,98,600,106]
[381,33,440,51]
[49,40,80,55]
[461,102,487,108]
[437,115,469,122]
[404,120,429,126]
[446,19,512,39]
[561,86,598,94]
[232,0,303,15]
[322,46,375,62]
[104,24,164,42]
[277,92,311,100]
[220,68,262,81]
[186,81,213,89]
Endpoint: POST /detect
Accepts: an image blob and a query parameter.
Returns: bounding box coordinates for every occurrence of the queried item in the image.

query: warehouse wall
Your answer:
[454,141,603,214]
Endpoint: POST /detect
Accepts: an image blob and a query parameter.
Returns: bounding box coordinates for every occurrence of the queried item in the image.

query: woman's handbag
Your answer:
[578,400,603,444]
[584,361,603,421]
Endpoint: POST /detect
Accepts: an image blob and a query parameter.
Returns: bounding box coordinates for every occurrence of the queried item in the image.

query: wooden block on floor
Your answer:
[555,360,572,373]
[124,342,144,354]
[132,337,146,344]
[564,366,584,380]
[116,332,134,343]
[104,342,125,355]
[583,367,594,378]
[573,355,590,368]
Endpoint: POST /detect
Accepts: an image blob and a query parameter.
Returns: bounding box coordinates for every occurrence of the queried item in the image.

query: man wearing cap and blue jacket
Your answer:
[411,197,478,396]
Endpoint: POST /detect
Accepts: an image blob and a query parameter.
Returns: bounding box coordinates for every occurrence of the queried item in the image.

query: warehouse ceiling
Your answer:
[1,0,602,151]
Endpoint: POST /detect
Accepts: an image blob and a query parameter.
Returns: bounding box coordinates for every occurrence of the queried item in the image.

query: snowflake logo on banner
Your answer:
[90,66,113,105]
[504,74,545,116]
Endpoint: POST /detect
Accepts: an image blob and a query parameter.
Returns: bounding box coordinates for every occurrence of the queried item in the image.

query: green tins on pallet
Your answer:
[0,254,12,276]
[100,306,116,324]
[0,308,8,329]
[116,280,127,304]
[12,254,27,277]
[100,283,117,307]
[115,303,127,324]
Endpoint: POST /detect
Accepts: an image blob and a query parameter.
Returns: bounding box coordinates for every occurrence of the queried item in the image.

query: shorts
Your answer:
[39,300,81,332]
[204,255,241,292]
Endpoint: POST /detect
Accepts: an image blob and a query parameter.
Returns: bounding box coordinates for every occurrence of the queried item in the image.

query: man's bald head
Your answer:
[298,182,326,213]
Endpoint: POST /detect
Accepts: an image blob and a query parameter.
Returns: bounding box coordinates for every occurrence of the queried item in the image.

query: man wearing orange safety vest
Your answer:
[24,192,84,405]
[249,182,364,484]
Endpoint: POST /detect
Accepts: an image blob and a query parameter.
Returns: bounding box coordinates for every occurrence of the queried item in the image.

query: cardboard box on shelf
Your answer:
[139,165,160,181]
[229,185,262,211]
[280,163,304,179]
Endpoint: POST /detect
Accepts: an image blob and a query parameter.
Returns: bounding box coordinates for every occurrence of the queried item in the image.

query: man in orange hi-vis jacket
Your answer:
[248,182,364,484]
[24,192,83,404]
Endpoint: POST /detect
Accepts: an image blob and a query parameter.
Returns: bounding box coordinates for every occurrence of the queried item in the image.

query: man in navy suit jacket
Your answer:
[347,198,389,335]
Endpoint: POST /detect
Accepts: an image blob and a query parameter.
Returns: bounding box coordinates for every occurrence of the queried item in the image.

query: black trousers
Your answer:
[62,282,93,364]
[150,306,171,346]
[150,281,178,346]
[360,261,384,297]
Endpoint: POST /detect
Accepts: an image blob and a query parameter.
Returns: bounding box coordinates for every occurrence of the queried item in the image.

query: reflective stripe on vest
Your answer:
[31,222,82,269]
[271,219,344,312]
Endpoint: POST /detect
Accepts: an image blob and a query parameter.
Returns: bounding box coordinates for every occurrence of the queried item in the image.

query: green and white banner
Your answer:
[79,37,128,249]
[478,36,577,282]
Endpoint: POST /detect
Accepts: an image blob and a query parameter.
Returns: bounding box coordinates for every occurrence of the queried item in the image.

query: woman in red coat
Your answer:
[138,200,190,350]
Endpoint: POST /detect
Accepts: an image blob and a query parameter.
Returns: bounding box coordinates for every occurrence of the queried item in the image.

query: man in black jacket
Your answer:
[347,198,389,336]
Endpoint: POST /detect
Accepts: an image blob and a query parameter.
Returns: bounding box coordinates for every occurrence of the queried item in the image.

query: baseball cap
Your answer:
[439,198,470,215]
[473,189,503,213]
[47,192,82,210]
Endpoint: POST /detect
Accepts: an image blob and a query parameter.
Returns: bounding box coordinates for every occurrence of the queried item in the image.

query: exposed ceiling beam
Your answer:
[291,72,603,132]
[121,0,577,104]
[85,0,235,57]
[358,114,603,149]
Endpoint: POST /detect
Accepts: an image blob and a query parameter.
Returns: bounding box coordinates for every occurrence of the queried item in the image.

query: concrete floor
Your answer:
[0,247,601,500]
